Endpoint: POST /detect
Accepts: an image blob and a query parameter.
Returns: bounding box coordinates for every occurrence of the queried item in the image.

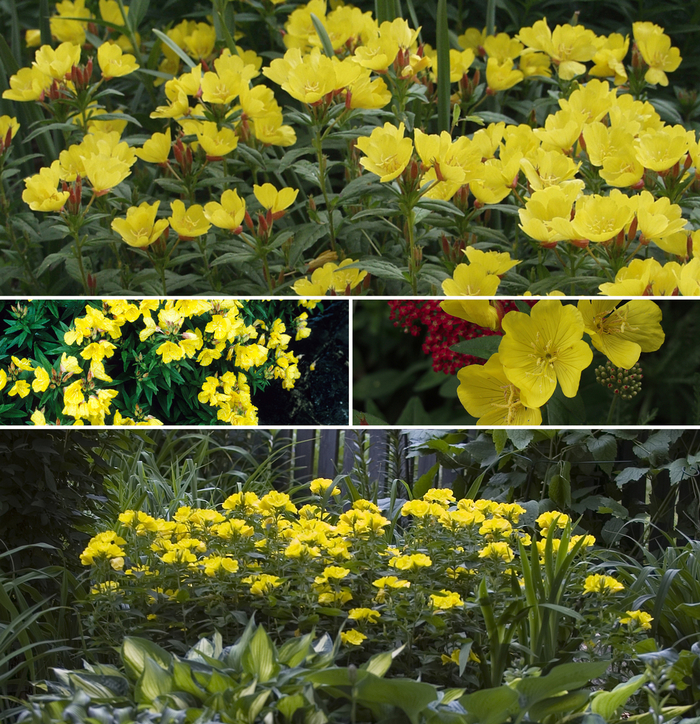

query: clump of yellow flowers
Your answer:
[0,299,318,426]
[1,0,694,295]
[80,483,648,679]
[445,297,665,425]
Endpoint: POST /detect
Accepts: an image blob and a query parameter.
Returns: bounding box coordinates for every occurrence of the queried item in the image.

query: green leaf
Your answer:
[459,685,520,724]
[362,645,404,678]
[529,689,591,720]
[413,462,439,499]
[278,632,313,667]
[356,675,437,724]
[134,655,174,705]
[310,14,335,57]
[172,660,204,698]
[396,395,429,424]
[615,466,649,488]
[507,429,534,450]
[492,429,508,455]
[152,28,195,68]
[450,336,501,359]
[243,625,278,683]
[515,660,610,708]
[591,673,647,720]
[122,637,172,680]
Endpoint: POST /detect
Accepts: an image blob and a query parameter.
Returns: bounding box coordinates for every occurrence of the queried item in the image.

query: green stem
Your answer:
[313,128,337,251]
[405,204,419,294]
[72,233,90,293]
[606,393,618,425]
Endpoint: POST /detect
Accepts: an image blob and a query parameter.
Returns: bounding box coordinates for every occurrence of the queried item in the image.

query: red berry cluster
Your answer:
[388,300,527,375]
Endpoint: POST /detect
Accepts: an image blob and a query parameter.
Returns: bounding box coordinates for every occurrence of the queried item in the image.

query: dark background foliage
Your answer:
[0,430,116,568]
[353,299,700,425]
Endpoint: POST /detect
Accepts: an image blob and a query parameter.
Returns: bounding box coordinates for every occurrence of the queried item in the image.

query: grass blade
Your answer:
[152,28,195,69]
[436,0,451,133]
[39,0,52,46]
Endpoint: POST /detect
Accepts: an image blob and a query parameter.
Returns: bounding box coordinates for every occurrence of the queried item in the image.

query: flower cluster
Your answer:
[449,298,664,424]
[0,299,318,425]
[80,484,644,678]
[0,1,694,295]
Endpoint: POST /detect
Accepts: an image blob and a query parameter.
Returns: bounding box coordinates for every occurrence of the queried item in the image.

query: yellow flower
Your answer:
[112,201,169,248]
[518,185,581,246]
[253,184,298,215]
[619,609,653,630]
[517,19,597,80]
[590,33,629,85]
[389,553,432,570]
[22,161,70,212]
[430,590,464,610]
[340,630,367,646]
[633,22,681,86]
[234,343,268,370]
[204,189,246,230]
[499,300,593,408]
[599,258,680,296]
[355,122,413,182]
[0,115,20,144]
[2,67,52,102]
[583,574,624,594]
[33,42,81,79]
[292,259,367,296]
[457,353,542,426]
[201,555,239,577]
[571,190,635,243]
[486,57,523,92]
[31,409,47,425]
[169,200,211,239]
[348,608,381,623]
[478,542,514,562]
[372,576,410,590]
[32,367,50,393]
[51,0,90,44]
[536,511,570,531]
[441,263,501,299]
[9,380,31,398]
[60,353,83,374]
[97,42,139,79]
[82,155,133,194]
[634,126,693,173]
[578,300,665,369]
[134,128,172,164]
[81,340,117,362]
[156,340,185,364]
[195,122,239,159]
[309,477,340,496]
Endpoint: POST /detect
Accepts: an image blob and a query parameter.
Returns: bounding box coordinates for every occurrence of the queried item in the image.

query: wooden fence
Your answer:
[249,429,461,492]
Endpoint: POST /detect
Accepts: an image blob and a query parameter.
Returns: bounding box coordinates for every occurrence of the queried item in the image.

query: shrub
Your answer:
[79,484,652,689]
[0,2,697,295]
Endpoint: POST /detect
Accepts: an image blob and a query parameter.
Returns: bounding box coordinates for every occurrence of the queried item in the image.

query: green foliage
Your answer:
[0,545,87,721]
[15,623,644,724]
[16,624,461,723]
[0,430,115,567]
[407,429,700,544]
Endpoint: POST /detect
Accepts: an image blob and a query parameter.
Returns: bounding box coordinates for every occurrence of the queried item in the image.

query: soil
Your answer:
[254,301,349,425]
